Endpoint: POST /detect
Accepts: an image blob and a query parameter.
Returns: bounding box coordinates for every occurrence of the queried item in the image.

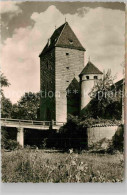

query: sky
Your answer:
[0,1,125,103]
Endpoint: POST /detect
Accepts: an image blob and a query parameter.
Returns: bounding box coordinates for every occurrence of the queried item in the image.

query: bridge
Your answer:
[1,118,65,147]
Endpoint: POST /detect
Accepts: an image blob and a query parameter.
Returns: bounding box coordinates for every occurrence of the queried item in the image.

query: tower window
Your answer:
[94,76,98,79]
[86,76,89,80]
[66,67,69,69]
[69,39,73,44]
[66,53,69,56]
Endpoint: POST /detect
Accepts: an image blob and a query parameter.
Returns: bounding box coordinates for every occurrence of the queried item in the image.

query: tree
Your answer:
[0,72,10,96]
[11,92,40,120]
[82,70,122,119]
[0,73,12,118]
[0,73,13,148]
[1,96,12,118]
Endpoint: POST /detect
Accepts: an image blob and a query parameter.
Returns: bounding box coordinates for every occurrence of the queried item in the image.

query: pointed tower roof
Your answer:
[39,22,85,56]
[66,77,80,91]
[79,61,103,76]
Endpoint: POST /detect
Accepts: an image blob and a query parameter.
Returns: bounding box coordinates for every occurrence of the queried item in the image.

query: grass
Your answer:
[2,149,124,183]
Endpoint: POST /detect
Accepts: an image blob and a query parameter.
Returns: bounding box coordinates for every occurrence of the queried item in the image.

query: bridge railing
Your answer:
[0,118,65,127]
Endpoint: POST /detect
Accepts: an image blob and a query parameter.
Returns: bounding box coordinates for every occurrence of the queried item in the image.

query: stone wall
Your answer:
[87,125,118,147]
[40,47,85,122]
[40,48,55,121]
[55,47,84,122]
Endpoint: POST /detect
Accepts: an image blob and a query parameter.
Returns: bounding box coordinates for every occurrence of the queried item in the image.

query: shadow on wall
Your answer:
[66,77,80,116]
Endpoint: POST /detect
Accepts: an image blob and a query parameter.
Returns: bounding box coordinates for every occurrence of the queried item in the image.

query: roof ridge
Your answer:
[55,22,67,46]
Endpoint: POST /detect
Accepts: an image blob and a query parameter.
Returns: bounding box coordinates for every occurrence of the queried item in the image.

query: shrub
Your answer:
[5,139,21,151]
[1,127,9,149]
[112,124,124,151]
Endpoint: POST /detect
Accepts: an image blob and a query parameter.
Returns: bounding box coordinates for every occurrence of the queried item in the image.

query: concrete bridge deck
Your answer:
[1,118,65,147]
[1,118,64,130]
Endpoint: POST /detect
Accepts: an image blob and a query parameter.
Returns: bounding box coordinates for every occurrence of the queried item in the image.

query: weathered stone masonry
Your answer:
[55,47,84,122]
[40,49,55,121]
[39,22,85,122]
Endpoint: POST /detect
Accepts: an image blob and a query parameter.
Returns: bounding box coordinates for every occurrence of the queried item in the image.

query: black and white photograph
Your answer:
[0,1,126,183]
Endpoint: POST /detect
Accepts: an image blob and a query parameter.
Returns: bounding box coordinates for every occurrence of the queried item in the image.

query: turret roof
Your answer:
[79,61,103,76]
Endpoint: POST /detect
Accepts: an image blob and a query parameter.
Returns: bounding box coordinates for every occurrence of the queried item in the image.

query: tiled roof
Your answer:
[91,123,120,127]
[79,61,103,76]
[39,22,85,56]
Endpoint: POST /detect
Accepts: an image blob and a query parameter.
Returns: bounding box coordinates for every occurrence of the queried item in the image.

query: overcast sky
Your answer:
[0,1,125,103]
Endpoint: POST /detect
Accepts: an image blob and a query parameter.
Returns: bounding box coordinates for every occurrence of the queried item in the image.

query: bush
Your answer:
[58,115,87,150]
[4,140,21,151]
[112,124,124,151]
[1,127,9,149]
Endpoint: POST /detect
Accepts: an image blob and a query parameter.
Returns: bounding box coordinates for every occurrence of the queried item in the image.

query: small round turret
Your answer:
[79,61,103,111]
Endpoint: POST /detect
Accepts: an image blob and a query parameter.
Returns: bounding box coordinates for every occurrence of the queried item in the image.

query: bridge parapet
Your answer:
[0,118,65,130]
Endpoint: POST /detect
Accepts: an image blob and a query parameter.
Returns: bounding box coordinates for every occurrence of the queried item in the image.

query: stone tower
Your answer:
[79,61,103,111]
[39,22,85,122]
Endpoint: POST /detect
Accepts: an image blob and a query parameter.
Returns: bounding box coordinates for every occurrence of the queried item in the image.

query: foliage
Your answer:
[80,117,121,128]
[11,92,40,120]
[112,124,124,152]
[0,72,10,96]
[47,114,121,150]
[81,70,122,119]
[1,127,20,150]
[1,127,9,149]
[0,73,10,87]
[4,140,21,151]
[1,73,12,118]
[1,96,13,118]
[90,69,115,101]
[2,149,124,182]
[55,114,87,149]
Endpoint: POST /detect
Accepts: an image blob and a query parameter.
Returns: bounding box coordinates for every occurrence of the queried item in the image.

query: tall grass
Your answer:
[2,149,124,183]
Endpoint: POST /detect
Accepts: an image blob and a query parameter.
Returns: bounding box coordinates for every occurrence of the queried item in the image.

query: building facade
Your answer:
[39,22,85,122]
[39,22,103,122]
